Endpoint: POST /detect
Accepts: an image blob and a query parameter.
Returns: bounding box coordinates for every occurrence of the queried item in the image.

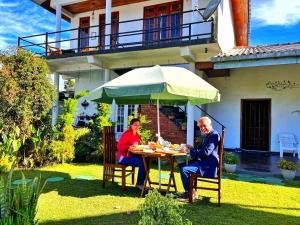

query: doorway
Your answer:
[241,99,271,151]
[99,12,119,49]
[79,17,90,50]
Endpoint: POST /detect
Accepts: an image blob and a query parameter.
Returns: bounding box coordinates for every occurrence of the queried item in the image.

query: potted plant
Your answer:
[223,152,239,173]
[168,112,175,120]
[278,159,298,180]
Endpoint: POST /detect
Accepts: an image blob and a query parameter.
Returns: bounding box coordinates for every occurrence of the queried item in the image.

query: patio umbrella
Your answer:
[87,65,220,188]
[88,65,220,137]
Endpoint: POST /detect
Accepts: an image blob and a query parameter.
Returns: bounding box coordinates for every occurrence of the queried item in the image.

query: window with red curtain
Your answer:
[79,17,90,50]
[143,1,182,44]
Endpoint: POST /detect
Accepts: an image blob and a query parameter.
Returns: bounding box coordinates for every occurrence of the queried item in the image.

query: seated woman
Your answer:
[117,118,146,190]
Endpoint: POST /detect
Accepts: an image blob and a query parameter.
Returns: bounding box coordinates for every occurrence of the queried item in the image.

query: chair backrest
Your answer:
[218,127,225,178]
[279,133,297,149]
[103,126,117,164]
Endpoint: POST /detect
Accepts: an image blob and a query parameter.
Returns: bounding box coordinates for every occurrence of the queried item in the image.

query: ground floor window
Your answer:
[115,104,139,140]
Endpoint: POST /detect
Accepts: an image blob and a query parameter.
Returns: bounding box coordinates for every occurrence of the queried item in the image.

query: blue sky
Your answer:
[0,0,300,49]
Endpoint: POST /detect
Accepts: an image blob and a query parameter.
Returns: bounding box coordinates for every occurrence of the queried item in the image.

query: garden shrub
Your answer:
[0,127,22,173]
[51,125,76,163]
[88,103,112,157]
[20,123,53,168]
[74,127,92,162]
[0,48,55,138]
[139,189,192,225]
[50,91,89,163]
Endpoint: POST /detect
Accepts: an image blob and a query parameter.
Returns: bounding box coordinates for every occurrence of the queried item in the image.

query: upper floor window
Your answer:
[143,1,183,45]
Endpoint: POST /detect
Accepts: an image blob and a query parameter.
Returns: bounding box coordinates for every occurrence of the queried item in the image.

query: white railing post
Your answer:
[52,73,60,126]
[55,4,62,49]
[105,0,112,49]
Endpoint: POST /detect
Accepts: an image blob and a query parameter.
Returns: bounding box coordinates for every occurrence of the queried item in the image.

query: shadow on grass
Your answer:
[38,200,300,225]
[12,167,142,198]
[183,198,300,225]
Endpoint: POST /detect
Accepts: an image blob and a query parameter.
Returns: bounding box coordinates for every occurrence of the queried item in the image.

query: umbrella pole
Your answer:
[156,99,161,189]
[156,99,160,137]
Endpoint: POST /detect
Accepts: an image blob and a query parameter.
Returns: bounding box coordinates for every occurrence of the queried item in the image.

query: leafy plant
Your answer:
[128,114,153,144]
[139,189,192,225]
[0,48,55,138]
[223,152,239,165]
[0,127,22,173]
[50,91,88,163]
[64,79,75,92]
[0,169,45,225]
[74,127,92,162]
[278,159,297,171]
[88,103,112,157]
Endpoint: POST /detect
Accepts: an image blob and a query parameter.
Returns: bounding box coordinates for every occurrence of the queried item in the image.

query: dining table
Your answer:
[129,145,187,197]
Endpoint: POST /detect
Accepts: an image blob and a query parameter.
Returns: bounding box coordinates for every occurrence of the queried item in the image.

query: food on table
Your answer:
[134,145,150,150]
[169,144,180,148]
[148,142,163,149]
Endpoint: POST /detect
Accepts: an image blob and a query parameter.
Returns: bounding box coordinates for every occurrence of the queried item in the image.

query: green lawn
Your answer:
[13,163,300,225]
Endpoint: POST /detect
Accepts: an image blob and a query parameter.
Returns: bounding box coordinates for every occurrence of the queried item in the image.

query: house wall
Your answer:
[206,64,300,152]
[216,0,235,52]
[69,0,211,49]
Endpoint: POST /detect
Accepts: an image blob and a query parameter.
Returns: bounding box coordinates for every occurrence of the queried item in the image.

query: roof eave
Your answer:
[213,55,300,69]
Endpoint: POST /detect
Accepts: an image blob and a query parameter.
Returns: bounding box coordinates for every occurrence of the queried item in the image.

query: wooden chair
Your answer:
[102,126,135,191]
[188,127,225,206]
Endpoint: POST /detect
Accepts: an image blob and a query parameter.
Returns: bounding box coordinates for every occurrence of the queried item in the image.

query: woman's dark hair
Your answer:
[130,118,140,125]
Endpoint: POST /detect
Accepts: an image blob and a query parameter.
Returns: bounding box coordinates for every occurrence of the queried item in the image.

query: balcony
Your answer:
[18,9,215,59]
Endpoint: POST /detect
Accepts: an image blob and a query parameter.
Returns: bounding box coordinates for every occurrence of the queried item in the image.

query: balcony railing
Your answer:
[18,9,214,57]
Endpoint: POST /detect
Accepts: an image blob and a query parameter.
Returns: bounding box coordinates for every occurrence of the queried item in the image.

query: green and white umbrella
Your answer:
[88,65,220,189]
[88,65,220,136]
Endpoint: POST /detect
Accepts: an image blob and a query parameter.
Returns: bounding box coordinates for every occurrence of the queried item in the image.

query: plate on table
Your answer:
[134,145,149,150]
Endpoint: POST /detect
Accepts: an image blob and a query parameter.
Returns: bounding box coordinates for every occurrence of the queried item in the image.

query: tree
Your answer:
[50,91,89,163]
[0,48,55,138]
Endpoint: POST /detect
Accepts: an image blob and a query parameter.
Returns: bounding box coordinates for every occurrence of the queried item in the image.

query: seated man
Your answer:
[178,116,220,200]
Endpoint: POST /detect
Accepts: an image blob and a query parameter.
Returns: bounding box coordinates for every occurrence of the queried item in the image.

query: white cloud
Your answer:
[252,0,300,27]
[0,36,14,48]
[0,0,70,50]
[0,1,19,7]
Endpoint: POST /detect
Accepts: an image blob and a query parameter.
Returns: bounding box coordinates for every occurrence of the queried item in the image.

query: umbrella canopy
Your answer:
[88,65,221,189]
[87,65,220,105]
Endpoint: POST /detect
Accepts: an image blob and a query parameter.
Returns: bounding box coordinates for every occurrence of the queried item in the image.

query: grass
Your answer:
[13,163,300,225]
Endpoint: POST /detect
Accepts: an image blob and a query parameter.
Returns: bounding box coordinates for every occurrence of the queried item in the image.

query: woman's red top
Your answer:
[117,128,140,161]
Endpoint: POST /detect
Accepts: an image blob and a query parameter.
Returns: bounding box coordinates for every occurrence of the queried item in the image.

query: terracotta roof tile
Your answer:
[215,42,300,59]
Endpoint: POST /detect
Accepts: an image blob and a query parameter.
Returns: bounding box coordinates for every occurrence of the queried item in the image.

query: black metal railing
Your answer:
[18,9,214,57]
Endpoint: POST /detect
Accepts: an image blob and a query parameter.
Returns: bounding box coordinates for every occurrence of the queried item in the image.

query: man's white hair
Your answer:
[199,116,212,125]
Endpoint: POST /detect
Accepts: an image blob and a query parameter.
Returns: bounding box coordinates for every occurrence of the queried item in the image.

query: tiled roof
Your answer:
[213,42,300,62]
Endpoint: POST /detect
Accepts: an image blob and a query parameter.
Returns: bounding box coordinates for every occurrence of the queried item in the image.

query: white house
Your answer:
[209,43,300,153]
[21,0,279,151]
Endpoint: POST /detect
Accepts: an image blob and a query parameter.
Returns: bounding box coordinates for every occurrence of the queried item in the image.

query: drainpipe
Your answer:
[55,4,62,49]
